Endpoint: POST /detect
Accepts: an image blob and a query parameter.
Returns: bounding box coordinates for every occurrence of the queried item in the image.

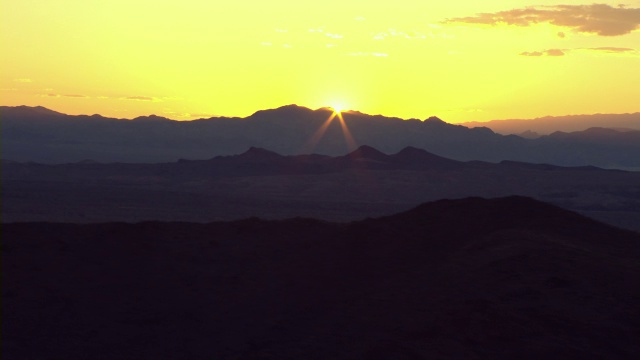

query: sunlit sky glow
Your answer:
[2,1,639,122]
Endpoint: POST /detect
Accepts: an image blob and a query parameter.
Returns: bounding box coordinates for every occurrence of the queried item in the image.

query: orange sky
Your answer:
[2,1,639,122]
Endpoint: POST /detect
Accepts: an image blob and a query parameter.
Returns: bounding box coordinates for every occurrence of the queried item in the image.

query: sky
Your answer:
[2,1,639,123]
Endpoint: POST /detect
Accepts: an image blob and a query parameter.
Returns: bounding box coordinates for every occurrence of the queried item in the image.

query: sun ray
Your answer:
[304,112,337,153]
[336,111,357,151]
[303,105,358,153]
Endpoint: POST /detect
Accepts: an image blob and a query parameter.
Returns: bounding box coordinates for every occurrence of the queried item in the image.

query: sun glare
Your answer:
[331,102,347,114]
[304,99,357,153]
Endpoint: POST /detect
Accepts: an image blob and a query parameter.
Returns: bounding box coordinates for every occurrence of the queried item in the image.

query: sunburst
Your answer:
[304,103,357,153]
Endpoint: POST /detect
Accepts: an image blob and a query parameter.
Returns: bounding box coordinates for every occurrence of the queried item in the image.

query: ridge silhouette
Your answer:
[4,196,640,359]
[2,105,640,169]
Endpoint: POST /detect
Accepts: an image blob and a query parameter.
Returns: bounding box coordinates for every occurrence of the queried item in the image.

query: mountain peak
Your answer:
[250,104,315,119]
[238,147,284,160]
[392,146,462,168]
[132,114,172,122]
[345,145,389,161]
[425,116,446,124]
[2,105,64,117]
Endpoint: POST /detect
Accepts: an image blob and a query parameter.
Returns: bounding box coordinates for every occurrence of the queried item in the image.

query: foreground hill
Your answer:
[3,105,640,169]
[4,196,639,359]
[4,146,640,231]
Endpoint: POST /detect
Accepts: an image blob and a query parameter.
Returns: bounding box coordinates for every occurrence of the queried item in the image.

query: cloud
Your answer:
[63,94,88,98]
[14,78,33,83]
[446,4,640,36]
[586,46,635,53]
[520,47,636,56]
[545,49,566,56]
[520,49,565,56]
[124,96,156,101]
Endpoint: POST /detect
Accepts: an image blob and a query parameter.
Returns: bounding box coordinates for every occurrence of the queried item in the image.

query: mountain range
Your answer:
[4,145,640,231]
[3,105,640,169]
[462,113,640,136]
[4,196,639,359]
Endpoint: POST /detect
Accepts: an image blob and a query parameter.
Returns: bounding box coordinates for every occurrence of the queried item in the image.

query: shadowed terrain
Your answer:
[4,146,640,231]
[3,196,640,359]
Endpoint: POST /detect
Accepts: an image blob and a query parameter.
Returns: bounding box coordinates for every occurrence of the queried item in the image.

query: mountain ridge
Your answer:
[463,112,640,135]
[2,105,640,169]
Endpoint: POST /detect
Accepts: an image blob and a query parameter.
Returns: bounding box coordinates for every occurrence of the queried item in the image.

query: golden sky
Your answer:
[2,1,639,122]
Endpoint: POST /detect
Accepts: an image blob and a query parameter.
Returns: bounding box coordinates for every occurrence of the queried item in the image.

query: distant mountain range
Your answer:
[5,196,640,359]
[2,105,640,169]
[462,112,640,136]
[4,145,640,231]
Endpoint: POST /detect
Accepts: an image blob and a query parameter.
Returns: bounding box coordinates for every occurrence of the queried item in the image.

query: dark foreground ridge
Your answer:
[4,196,640,359]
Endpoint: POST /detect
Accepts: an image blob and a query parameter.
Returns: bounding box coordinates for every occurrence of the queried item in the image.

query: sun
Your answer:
[330,101,348,114]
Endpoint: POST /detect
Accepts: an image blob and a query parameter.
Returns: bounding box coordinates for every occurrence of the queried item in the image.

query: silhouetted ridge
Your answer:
[374,196,621,242]
[424,116,447,124]
[236,146,284,160]
[1,105,64,117]
[345,145,389,161]
[392,146,460,163]
[132,114,171,122]
[250,104,315,119]
[4,105,640,169]
[6,195,639,359]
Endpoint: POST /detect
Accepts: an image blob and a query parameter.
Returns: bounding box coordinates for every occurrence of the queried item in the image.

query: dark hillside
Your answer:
[3,197,639,359]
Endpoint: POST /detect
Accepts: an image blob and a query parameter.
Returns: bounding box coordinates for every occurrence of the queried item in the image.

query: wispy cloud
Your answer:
[520,47,637,56]
[124,96,158,101]
[38,93,89,98]
[586,46,636,53]
[520,49,565,57]
[446,4,640,36]
[14,78,33,83]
